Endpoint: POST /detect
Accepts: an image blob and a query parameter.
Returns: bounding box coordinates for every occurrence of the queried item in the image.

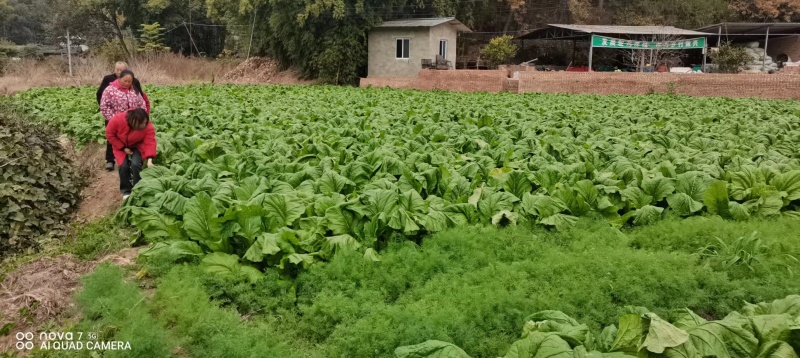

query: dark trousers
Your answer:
[105,119,114,163]
[119,148,143,195]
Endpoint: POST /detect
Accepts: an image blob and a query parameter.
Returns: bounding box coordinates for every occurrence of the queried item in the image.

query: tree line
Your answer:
[1,0,798,83]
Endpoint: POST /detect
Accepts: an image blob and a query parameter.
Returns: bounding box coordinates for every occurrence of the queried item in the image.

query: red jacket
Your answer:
[105,110,157,166]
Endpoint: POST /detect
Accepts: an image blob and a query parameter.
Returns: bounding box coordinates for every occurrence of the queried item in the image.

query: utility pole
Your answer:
[247,7,257,59]
[66,29,73,76]
[189,0,192,55]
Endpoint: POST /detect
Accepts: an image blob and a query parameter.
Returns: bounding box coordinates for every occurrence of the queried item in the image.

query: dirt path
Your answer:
[68,142,124,222]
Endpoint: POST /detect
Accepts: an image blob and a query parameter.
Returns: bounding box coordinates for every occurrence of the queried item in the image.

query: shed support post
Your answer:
[588,39,594,72]
[702,38,707,73]
[762,27,770,71]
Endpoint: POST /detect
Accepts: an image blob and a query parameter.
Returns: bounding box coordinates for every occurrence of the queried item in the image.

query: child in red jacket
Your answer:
[105,108,157,200]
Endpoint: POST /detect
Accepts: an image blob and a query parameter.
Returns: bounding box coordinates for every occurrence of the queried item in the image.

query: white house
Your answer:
[367,17,472,77]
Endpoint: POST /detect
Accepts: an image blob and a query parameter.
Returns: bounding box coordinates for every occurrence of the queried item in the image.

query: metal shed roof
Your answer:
[518,24,711,40]
[693,23,800,46]
[377,17,472,32]
[695,22,800,35]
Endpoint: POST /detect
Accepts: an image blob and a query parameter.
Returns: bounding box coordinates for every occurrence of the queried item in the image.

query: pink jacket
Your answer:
[100,80,149,121]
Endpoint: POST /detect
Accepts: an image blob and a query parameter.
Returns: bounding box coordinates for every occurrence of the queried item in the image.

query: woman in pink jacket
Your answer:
[100,69,150,171]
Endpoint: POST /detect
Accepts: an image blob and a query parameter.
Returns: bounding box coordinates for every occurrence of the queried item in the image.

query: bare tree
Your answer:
[620,34,690,71]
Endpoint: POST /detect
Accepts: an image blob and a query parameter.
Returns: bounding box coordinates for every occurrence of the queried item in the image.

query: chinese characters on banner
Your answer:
[590,35,706,50]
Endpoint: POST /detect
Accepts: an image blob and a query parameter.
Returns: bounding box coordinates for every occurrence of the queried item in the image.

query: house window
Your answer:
[396,38,410,59]
[439,40,448,59]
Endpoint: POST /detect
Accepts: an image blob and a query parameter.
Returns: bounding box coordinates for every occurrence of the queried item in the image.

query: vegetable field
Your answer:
[15,85,800,276]
[10,85,800,358]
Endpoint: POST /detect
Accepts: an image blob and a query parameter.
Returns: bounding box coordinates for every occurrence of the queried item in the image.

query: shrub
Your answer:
[480,35,519,69]
[0,100,82,256]
[710,43,750,73]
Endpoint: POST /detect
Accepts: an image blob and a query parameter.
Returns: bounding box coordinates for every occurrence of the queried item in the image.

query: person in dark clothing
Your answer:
[97,62,148,171]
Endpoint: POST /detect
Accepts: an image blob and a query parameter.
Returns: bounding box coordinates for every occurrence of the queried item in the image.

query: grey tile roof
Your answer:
[377,17,472,32]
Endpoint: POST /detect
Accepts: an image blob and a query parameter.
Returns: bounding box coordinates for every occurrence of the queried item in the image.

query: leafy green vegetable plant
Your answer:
[13,85,800,276]
[396,295,800,358]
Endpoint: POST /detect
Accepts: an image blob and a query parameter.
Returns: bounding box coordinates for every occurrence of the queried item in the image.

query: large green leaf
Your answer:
[394,340,471,358]
[574,180,600,208]
[478,191,518,220]
[742,295,800,317]
[642,313,689,354]
[748,314,795,342]
[746,191,785,217]
[399,189,426,214]
[573,347,632,358]
[673,309,708,330]
[183,192,229,252]
[261,193,305,231]
[423,198,451,232]
[139,240,203,260]
[322,234,361,258]
[130,208,183,241]
[553,187,592,217]
[243,231,286,262]
[540,214,578,231]
[365,189,400,222]
[201,252,263,283]
[503,332,574,358]
[633,205,664,225]
[686,321,759,358]
[325,205,364,237]
[522,194,568,218]
[642,177,675,203]
[662,341,699,358]
[318,170,355,195]
[505,171,533,200]
[443,203,478,226]
[522,311,589,347]
[446,175,473,203]
[675,172,711,202]
[621,187,654,210]
[364,248,381,262]
[704,181,730,218]
[771,171,800,202]
[234,176,270,201]
[594,325,618,353]
[755,341,799,358]
[731,166,766,201]
[280,253,316,269]
[667,193,704,216]
[729,202,751,221]
[610,314,646,354]
[152,190,189,216]
[234,205,265,246]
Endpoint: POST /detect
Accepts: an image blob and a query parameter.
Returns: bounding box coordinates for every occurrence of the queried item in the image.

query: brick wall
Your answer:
[517,72,800,99]
[360,70,800,99]
[766,37,800,63]
[360,70,506,92]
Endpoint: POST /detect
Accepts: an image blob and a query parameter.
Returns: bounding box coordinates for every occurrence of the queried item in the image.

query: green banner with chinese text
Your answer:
[591,35,706,50]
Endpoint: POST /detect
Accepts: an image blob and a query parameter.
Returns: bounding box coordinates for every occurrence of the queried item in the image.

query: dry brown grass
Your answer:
[0,53,306,95]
